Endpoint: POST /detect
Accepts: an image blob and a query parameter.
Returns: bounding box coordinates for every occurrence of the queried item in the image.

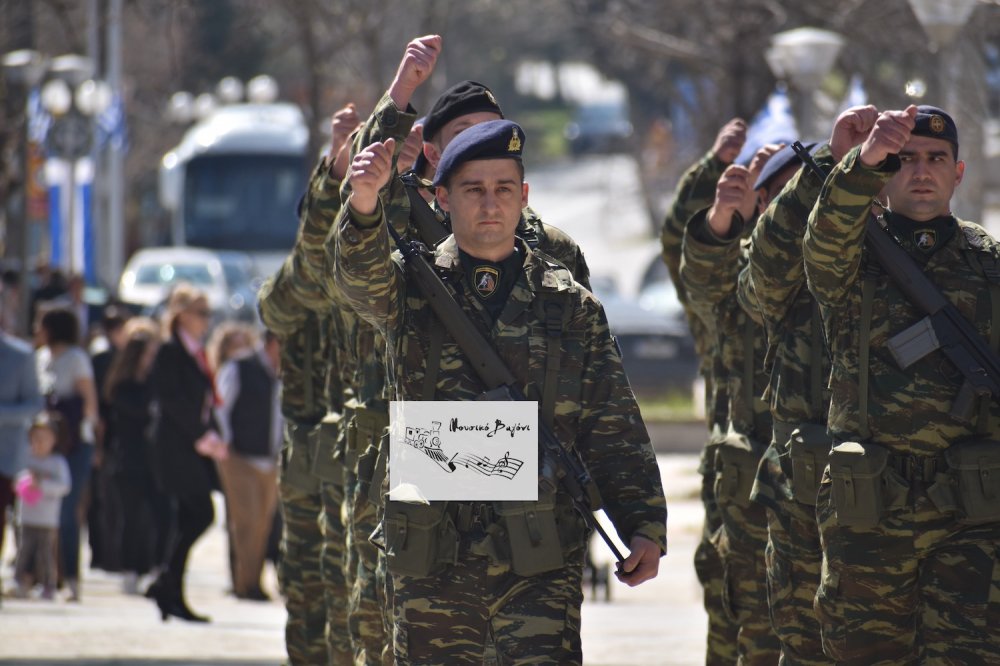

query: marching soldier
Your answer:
[333,120,666,664]
[804,105,1000,664]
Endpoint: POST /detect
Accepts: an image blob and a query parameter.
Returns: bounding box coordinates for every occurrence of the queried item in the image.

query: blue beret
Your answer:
[753,142,818,191]
[913,105,958,151]
[432,120,525,187]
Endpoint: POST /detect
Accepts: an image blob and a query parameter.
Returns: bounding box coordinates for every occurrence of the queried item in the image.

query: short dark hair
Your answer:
[40,307,80,346]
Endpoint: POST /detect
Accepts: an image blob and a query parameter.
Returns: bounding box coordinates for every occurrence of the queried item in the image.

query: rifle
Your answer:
[791,141,1000,419]
[383,220,628,566]
[400,171,450,248]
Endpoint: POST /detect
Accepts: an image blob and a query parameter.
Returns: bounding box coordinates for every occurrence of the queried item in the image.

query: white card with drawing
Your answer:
[388,400,538,502]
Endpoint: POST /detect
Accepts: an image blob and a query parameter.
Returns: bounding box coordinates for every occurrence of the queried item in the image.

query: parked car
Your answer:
[117,247,259,323]
[564,101,634,155]
[591,278,698,395]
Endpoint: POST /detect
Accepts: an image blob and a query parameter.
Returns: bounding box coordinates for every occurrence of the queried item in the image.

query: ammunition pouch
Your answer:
[787,422,832,506]
[309,411,344,484]
[383,501,459,578]
[927,439,1000,524]
[495,493,566,577]
[699,426,727,477]
[714,432,764,508]
[828,442,908,528]
[280,422,320,493]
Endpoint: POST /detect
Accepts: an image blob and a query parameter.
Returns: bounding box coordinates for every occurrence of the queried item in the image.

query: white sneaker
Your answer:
[122,572,139,595]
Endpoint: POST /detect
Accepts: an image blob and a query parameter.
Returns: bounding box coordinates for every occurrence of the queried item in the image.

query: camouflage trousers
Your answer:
[713,435,781,665]
[344,406,391,665]
[815,474,1000,665]
[391,542,585,665]
[278,423,328,666]
[752,426,831,666]
[695,440,739,665]
[320,479,352,664]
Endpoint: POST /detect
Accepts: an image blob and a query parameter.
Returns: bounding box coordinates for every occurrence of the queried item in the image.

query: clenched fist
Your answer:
[347,138,397,216]
[712,118,748,165]
[830,105,878,162]
[389,35,442,109]
[859,106,917,168]
[707,164,755,237]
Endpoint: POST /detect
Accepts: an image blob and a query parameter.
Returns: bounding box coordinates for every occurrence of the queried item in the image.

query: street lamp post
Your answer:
[765,27,845,140]
[2,49,47,337]
[40,55,111,281]
[907,0,984,222]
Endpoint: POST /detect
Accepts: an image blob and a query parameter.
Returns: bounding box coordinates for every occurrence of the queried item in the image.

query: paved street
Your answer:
[0,452,707,666]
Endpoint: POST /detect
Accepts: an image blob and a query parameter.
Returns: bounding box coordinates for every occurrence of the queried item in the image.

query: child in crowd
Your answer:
[13,412,71,600]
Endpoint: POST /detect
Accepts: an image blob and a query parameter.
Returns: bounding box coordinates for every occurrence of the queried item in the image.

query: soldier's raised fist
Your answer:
[830,105,878,162]
[707,164,754,237]
[347,138,396,216]
[859,105,917,168]
[712,118,748,165]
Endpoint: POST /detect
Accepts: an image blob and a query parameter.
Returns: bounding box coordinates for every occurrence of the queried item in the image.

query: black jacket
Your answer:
[150,333,218,497]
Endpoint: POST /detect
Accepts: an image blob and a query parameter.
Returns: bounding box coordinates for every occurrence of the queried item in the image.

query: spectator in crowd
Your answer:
[104,316,166,595]
[146,283,221,623]
[88,306,131,573]
[206,321,256,593]
[12,412,71,600]
[0,318,43,601]
[1,269,23,335]
[35,307,98,602]
[214,327,282,601]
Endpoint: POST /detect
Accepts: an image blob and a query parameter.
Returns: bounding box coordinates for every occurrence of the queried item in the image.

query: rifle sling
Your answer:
[401,173,450,248]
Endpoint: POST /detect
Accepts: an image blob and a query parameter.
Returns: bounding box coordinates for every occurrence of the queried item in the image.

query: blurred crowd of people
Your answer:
[0,274,283,620]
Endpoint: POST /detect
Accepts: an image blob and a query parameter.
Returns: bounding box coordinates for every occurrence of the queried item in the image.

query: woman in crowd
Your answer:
[145,284,221,622]
[35,306,98,602]
[104,317,168,595]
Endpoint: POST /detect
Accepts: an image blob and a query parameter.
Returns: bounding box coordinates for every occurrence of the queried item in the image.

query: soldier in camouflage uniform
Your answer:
[681,145,786,664]
[320,35,594,665]
[661,118,745,665]
[333,119,666,665]
[257,104,360,665]
[804,105,1000,664]
[739,107,877,665]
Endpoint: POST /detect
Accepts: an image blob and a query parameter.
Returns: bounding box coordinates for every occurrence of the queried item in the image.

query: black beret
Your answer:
[912,105,958,151]
[753,142,818,191]
[422,80,504,143]
[432,120,525,187]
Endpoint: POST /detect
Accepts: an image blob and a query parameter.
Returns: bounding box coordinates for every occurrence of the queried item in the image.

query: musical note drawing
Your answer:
[451,452,524,480]
[402,422,524,479]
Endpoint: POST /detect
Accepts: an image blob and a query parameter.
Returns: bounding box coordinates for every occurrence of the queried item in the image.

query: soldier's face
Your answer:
[423,111,503,169]
[436,159,528,262]
[884,135,964,222]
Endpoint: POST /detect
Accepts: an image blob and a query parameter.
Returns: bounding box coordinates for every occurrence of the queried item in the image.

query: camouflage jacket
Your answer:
[258,155,357,422]
[681,211,772,443]
[332,203,667,552]
[804,145,1000,454]
[741,146,835,426]
[661,151,728,431]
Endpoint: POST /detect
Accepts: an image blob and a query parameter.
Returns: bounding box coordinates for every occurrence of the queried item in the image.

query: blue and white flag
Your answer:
[27,88,52,145]
[736,86,799,165]
[96,92,129,153]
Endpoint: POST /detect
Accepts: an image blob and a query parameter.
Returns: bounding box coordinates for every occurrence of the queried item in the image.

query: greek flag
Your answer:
[736,86,799,165]
[96,93,129,153]
[27,88,52,144]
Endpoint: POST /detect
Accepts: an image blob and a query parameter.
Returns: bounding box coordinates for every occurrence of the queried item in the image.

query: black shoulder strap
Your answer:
[400,171,450,247]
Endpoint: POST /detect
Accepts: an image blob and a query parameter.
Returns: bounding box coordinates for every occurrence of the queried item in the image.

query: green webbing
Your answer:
[422,322,444,401]
[541,300,563,429]
[858,276,876,439]
[303,314,315,412]
[977,282,1000,434]
[810,299,825,419]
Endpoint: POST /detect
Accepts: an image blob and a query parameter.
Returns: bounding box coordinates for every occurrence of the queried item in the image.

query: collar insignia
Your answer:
[473,266,500,298]
[914,229,937,250]
[507,128,522,153]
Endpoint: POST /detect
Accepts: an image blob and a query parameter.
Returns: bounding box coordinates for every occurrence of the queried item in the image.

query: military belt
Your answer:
[887,451,946,484]
[451,502,497,532]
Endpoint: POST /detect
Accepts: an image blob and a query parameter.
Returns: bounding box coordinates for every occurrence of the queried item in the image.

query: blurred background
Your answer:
[2,0,1000,404]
